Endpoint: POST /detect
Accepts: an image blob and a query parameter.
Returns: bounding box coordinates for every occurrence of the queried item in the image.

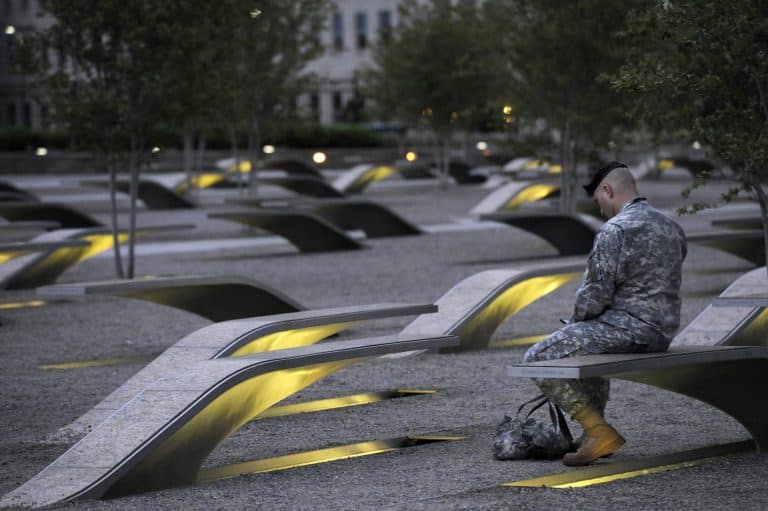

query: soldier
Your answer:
[523,161,687,465]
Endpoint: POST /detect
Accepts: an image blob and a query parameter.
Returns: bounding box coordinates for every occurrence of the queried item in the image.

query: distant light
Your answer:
[476,141,488,151]
[312,151,327,164]
[4,25,15,35]
[151,146,160,154]
[692,141,702,150]
[262,144,275,154]
[502,105,513,115]
[405,151,417,162]
[35,147,47,156]
[250,8,262,18]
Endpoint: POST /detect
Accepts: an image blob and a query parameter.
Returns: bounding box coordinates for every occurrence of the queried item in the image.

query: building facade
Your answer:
[0,0,418,129]
[301,0,401,125]
[1,0,52,129]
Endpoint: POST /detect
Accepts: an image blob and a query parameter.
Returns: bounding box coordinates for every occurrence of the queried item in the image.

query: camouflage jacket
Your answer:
[572,197,687,348]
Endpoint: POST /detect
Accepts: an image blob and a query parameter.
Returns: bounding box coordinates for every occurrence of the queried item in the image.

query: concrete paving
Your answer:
[0,169,766,510]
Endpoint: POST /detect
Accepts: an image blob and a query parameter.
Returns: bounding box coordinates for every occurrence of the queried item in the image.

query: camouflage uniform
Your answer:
[523,198,687,416]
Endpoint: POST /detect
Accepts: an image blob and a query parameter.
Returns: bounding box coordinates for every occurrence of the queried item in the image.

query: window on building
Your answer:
[310,92,319,122]
[355,12,367,50]
[22,102,31,127]
[5,37,13,69]
[378,10,391,45]
[3,0,12,16]
[332,91,343,123]
[40,104,49,128]
[332,12,344,50]
[7,103,16,128]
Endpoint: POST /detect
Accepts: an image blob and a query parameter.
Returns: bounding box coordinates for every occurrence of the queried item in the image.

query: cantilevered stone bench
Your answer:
[469,181,560,216]
[229,197,422,238]
[333,164,398,194]
[483,211,764,264]
[0,181,39,202]
[208,209,364,252]
[686,229,764,266]
[397,256,586,352]
[508,346,768,450]
[1,224,193,290]
[310,199,421,237]
[0,202,102,228]
[54,302,436,439]
[674,266,768,348]
[481,211,605,255]
[711,216,762,231]
[509,266,768,451]
[0,237,92,290]
[0,220,60,234]
[37,274,305,322]
[257,164,401,196]
[0,333,458,508]
[108,180,196,210]
[265,158,325,179]
[260,176,345,198]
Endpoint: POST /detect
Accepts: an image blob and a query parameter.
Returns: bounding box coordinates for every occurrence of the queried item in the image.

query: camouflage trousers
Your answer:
[523,321,648,417]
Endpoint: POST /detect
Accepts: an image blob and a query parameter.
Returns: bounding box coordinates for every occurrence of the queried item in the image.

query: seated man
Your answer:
[523,161,687,465]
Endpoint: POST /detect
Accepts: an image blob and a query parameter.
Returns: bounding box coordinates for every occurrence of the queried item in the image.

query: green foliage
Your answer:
[492,0,652,152]
[366,0,509,134]
[613,0,768,187]
[613,0,768,271]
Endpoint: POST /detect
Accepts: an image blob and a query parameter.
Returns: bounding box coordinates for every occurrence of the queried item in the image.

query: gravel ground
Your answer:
[0,170,765,510]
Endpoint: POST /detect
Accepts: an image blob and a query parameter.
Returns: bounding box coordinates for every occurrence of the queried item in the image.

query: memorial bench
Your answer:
[508,266,768,452]
[0,202,102,228]
[208,209,364,252]
[711,216,762,231]
[54,302,437,438]
[228,197,422,238]
[0,333,458,508]
[1,225,193,290]
[482,211,764,265]
[0,237,92,290]
[469,181,560,216]
[37,274,305,322]
[2,258,591,506]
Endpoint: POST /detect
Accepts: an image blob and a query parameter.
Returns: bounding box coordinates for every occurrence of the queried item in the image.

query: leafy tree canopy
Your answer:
[367,0,508,134]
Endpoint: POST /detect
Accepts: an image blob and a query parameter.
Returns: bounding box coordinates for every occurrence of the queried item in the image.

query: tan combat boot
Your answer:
[563,407,625,466]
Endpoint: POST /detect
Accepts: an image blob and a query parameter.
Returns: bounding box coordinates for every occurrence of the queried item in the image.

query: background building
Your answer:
[0,0,404,129]
[301,0,400,125]
[1,0,52,129]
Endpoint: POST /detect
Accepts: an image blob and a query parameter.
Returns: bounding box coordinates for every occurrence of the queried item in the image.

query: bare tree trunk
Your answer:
[559,121,571,213]
[247,117,260,197]
[107,154,125,279]
[439,135,450,189]
[750,178,768,278]
[183,127,194,194]
[127,136,143,279]
[193,134,206,202]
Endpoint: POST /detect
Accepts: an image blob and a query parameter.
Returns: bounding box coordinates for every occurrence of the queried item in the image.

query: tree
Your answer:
[233,0,329,194]
[490,0,651,212]
[158,2,243,191]
[25,1,181,277]
[366,0,509,182]
[612,0,768,274]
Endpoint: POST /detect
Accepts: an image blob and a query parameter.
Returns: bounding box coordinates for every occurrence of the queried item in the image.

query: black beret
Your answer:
[583,161,628,196]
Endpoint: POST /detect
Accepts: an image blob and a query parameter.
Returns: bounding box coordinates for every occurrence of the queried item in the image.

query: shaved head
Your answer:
[602,167,638,195]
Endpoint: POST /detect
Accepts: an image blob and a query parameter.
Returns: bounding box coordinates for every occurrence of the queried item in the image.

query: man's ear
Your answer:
[604,182,614,198]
